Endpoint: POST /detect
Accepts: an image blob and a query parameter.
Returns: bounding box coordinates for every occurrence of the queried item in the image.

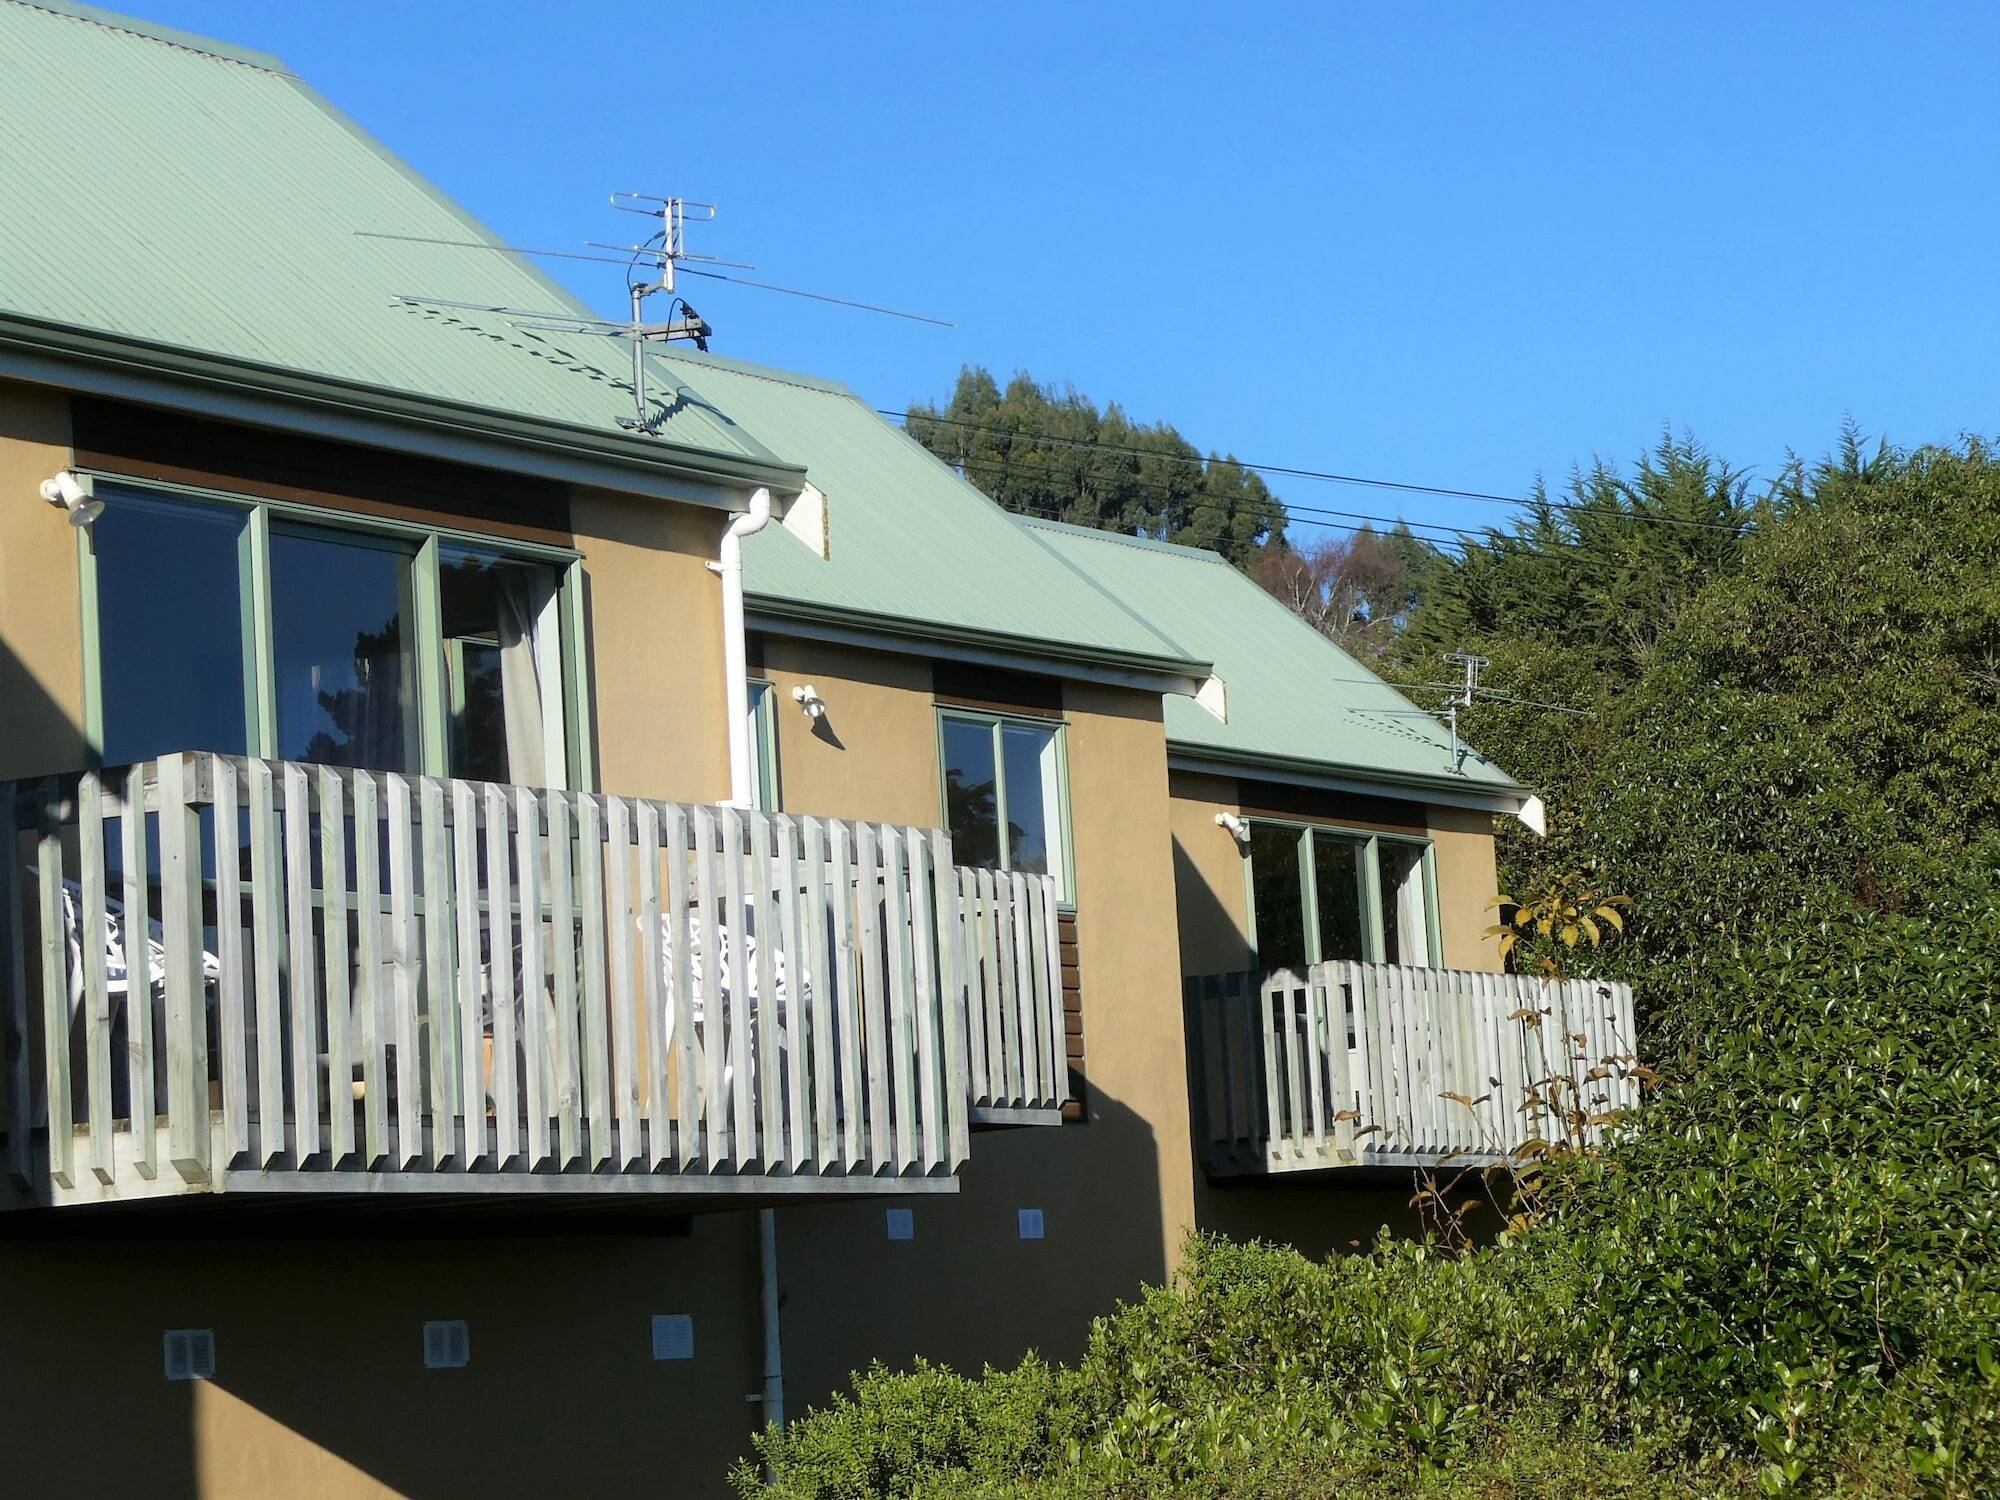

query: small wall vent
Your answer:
[884,1207,915,1241]
[651,1314,695,1361]
[1018,1208,1046,1240]
[163,1328,215,1381]
[423,1320,470,1370]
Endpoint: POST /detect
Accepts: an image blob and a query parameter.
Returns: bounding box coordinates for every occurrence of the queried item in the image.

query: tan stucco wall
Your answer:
[0,1218,763,1498]
[0,380,84,781]
[1428,804,1504,971]
[570,486,732,805]
[760,646,1198,1411]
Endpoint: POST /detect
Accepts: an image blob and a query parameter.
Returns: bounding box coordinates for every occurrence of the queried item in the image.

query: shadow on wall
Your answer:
[774,1085,1161,1419]
[0,1211,763,1500]
[0,634,87,784]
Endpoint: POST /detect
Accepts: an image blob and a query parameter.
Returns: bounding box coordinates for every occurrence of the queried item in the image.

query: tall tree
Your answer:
[1247,523,1433,658]
[904,367,1286,564]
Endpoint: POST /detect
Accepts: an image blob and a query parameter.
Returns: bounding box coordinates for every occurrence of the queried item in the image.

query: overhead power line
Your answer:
[884,409,1753,535]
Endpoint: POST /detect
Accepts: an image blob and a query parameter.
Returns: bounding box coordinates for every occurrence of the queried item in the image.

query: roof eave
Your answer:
[747,594,1214,694]
[0,310,807,509]
[1165,745,1530,815]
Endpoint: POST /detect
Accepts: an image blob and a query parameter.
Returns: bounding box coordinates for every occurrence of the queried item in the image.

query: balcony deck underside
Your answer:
[4,1114,960,1213]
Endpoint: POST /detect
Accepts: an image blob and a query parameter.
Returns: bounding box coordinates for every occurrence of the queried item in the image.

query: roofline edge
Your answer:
[1166,747,1530,815]
[0,311,807,506]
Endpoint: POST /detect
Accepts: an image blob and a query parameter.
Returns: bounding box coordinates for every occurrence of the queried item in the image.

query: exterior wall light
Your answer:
[1214,812,1251,847]
[40,470,103,527]
[792,683,826,719]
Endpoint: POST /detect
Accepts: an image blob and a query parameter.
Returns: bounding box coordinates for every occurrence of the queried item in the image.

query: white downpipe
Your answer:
[716,487,786,1435]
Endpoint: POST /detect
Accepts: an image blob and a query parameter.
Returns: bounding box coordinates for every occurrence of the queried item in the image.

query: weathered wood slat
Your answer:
[776,817,809,1172]
[606,797,640,1169]
[804,818,838,1169]
[352,771,388,1166]
[247,759,285,1167]
[882,829,917,1172]
[576,793,612,1168]
[77,773,113,1182]
[693,804,728,1168]
[34,790,72,1187]
[482,782,519,1168]
[124,766,164,1176]
[958,868,988,1105]
[853,822,890,1169]
[515,785,549,1170]
[547,792,581,1167]
[905,829,942,1173]
[664,803,697,1169]
[385,775,422,1169]
[451,780,485,1168]
[636,799,667,1170]
[420,777,456,1167]
[157,755,209,1183]
[747,810,783,1168]
[928,830,970,1168]
[830,820,862,1169]
[718,804,753,1167]
[282,763,321,1161]
[318,767,354,1165]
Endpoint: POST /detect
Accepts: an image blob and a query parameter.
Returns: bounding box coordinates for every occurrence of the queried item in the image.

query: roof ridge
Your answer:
[7,0,290,74]
[1020,514,1235,565]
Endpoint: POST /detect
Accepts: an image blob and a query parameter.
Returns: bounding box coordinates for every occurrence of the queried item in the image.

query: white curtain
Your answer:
[494,572,548,787]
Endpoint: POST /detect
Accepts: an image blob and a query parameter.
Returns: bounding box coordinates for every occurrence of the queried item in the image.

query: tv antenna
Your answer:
[1369,650,1589,776]
[359,192,952,434]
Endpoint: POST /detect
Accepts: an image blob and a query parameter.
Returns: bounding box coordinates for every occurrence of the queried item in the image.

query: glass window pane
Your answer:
[270,530,418,772]
[1312,833,1367,962]
[1379,841,1432,966]
[439,546,559,784]
[746,681,778,811]
[1000,722,1061,884]
[95,496,250,767]
[941,718,1000,869]
[1249,823,1308,971]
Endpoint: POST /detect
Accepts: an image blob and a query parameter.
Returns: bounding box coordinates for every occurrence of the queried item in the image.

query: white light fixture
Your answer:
[1214,812,1251,846]
[39,469,103,528]
[792,683,827,720]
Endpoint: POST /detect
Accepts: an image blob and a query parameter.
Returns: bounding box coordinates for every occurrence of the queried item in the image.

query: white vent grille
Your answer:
[1018,1208,1046,1240]
[650,1314,694,1361]
[423,1320,470,1370]
[884,1207,914,1241]
[163,1329,215,1381]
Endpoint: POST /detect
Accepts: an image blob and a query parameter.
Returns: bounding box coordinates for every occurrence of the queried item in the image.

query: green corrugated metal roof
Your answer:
[0,0,780,476]
[1019,519,1524,796]
[654,350,1210,676]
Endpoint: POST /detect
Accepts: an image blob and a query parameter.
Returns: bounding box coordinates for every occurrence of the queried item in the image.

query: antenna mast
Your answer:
[1438,651,1488,775]
[605,193,723,430]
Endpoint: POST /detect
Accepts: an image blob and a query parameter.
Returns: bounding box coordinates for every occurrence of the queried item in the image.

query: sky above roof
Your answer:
[87,0,2000,551]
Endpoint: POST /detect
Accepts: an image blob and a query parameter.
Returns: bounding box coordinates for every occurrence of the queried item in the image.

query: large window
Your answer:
[83,482,583,785]
[938,708,1071,903]
[1245,819,1437,970]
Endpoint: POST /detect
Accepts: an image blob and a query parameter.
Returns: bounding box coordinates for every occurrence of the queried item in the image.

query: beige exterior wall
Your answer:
[1427,804,1504,970]
[0,379,84,781]
[761,646,1198,1413]
[571,485,733,805]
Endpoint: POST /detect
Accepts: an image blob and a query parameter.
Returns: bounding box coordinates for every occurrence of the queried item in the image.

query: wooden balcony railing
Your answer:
[0,753,1067,1209]
[1185,962,1639,1176]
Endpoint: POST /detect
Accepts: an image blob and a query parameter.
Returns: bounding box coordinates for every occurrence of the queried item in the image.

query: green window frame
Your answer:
[1242,817,1442,970]
[746,678,782,812]
[935,706,1075,906]
[76,474,594,790]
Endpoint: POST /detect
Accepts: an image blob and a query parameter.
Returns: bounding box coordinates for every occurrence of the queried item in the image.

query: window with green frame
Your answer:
[745,678,781,811]
[1245,819,1439,970]
[937,707,1072,903]
[80,480,590,787]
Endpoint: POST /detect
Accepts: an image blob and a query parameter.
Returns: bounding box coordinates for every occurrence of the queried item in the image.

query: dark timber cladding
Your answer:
[69,398,575,547]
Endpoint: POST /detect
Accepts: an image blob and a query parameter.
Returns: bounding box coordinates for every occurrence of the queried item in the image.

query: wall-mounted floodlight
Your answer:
[40,470,103,527]
[791,683,826,720]
[1214,812,1251,847]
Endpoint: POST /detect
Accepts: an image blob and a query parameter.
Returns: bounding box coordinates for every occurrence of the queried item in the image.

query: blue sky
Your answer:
[139,1,2000,542]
